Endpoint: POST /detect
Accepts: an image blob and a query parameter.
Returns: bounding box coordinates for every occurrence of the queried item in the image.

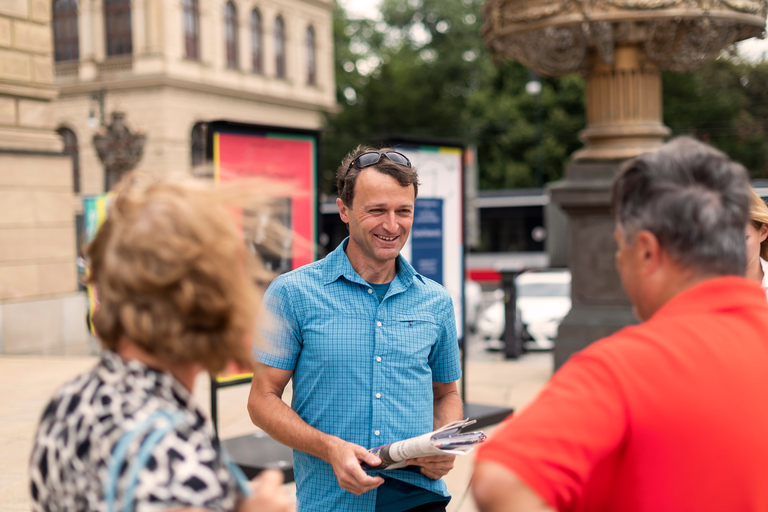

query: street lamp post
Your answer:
[525,72,543,188]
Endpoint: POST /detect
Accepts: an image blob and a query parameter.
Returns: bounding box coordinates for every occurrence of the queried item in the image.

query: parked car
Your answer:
[515,269,571,351]
[473,268,571,353]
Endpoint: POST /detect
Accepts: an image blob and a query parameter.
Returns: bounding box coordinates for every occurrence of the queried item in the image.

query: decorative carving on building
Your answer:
[93,112,146,191]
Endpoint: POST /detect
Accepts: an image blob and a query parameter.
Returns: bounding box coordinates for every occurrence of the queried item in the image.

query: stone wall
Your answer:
[0,0,88,355]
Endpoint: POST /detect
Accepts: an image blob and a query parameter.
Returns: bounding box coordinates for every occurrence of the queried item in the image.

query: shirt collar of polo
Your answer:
[651,276,766,320]
[322,237,424,291]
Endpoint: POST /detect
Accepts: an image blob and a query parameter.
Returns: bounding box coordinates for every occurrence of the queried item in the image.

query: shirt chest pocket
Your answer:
[387,314,440,362]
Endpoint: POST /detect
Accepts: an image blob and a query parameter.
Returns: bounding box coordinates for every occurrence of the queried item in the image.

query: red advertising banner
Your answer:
[214,129,317,269]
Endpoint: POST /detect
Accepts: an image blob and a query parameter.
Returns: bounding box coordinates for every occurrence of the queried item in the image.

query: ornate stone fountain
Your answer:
[482,0,768,367]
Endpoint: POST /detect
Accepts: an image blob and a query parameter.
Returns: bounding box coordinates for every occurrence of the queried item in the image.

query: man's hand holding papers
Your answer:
[362,419,487,476]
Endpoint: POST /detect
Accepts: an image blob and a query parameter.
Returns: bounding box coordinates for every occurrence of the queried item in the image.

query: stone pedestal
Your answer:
[548,160,637,369]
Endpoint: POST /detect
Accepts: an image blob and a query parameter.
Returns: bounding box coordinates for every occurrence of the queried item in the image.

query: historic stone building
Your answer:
[0,0,335,355]
[54,0,335,230]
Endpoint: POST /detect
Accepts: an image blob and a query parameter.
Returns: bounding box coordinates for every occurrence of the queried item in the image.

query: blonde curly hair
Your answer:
[87,173,273,375]
[749,187,768,261]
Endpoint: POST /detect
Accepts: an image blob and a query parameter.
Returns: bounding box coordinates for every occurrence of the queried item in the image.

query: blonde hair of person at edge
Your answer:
[746,187,768,299]
[28,172,295,512]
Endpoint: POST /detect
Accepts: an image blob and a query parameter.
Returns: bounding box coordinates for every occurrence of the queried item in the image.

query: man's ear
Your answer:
[337,197,350,224]
[635,230,662,275]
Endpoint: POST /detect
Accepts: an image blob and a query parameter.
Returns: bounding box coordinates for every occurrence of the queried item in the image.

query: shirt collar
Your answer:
[96,349,193,409]
[322,237,423,291]
[651,276,767,320]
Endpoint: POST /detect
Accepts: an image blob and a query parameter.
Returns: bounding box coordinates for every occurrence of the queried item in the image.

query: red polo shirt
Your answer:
[476,277,768,512]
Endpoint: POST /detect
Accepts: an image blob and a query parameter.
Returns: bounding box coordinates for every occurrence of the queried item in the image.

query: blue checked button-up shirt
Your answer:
[256,238,462,512]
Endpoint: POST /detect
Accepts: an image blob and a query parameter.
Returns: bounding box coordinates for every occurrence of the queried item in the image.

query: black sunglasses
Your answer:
[348,151,412,172]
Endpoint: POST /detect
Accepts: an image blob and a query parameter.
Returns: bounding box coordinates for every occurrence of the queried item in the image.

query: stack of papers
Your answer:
[365,419,487,470]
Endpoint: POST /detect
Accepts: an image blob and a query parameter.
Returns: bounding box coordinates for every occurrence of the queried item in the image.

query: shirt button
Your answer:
[368,288,373,294]
[376,393,381,398]
[374,430,380,436]
[376,356,382,362]
[377,321,382,327]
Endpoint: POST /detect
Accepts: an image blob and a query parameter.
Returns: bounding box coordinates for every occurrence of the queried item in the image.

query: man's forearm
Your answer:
[433,383,463,429]
[248,389,341,463]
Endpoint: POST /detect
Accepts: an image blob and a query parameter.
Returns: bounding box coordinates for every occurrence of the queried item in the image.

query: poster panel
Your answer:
[395,145,465,340]
[210,123,319,383]
[213,126,317,270]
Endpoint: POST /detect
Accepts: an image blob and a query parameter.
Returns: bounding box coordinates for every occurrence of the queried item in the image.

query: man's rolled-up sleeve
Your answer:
[255,276,302,371]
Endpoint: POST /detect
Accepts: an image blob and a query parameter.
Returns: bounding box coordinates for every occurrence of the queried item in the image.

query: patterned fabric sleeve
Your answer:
[428,292,462,383]
[131,426,240,512]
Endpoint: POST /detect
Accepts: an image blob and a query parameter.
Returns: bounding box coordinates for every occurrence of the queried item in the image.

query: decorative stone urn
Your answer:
[93,112,147,191]
[482,0,767,367]
[483,0,768,159]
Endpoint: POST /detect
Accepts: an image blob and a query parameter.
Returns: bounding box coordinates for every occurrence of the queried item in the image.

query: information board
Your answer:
[393,143,465,341]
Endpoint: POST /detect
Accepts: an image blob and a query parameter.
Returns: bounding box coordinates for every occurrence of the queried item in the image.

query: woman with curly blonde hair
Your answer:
[746,187,768,298]
[29,173,293,512]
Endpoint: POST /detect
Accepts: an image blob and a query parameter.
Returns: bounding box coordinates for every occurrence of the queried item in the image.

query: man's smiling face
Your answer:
[338,167,415,266]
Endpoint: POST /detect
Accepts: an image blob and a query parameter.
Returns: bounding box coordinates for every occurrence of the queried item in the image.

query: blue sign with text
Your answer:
[411,198,444,284]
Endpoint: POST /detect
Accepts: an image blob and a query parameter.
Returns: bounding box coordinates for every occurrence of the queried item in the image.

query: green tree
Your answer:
[663,57,768,178]
[321,0,585,193]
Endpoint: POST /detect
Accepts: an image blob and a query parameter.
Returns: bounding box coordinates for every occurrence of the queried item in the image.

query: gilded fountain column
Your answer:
[576,45,669,161]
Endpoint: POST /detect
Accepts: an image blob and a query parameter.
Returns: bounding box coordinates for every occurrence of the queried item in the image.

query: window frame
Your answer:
[52,0,80,62]
[183,0,200,60]
[104,0,132,57]
[274,15,286,79]
[305,25,316,86]
[225,1,239,70]
[251,8,263,74]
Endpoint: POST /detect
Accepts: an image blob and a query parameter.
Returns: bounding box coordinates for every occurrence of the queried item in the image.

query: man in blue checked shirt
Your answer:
[248,146,464,512]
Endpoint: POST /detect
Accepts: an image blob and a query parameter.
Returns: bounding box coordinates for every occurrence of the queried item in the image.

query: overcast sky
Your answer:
[337,0,768,62]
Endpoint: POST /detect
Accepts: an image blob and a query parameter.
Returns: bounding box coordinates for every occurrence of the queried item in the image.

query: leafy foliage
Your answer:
[322,0,768,195]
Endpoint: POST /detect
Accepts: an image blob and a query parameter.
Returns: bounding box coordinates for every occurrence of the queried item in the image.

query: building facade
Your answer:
[53,0,336,238]
[0,0,335,355]
[0,0,87,355]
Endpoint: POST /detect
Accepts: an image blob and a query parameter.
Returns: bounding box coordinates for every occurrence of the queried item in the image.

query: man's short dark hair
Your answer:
[336,145,420,208]
[612,136,750,276]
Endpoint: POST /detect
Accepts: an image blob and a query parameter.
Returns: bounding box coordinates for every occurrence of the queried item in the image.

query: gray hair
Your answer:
[612,136,750,276]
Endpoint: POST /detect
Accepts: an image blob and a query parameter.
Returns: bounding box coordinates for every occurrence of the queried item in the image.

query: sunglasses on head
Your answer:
[348,151,412,172]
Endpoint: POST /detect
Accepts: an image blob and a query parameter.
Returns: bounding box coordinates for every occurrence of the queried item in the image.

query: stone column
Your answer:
[0,0,89,354]
[575,45,669,161]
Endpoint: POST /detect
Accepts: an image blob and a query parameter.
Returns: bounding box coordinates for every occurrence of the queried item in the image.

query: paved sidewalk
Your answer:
[0,340,553,512]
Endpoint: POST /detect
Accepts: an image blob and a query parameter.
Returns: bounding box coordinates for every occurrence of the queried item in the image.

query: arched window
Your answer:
[305,25,316,86]
[274,15,286,79]
[191,123,207,168]
[52,0,79,62]
[183,0,199,60]
[225,1,238,69]
[57,127,80,193]
[104,0,132,57]
[251,9,263,74]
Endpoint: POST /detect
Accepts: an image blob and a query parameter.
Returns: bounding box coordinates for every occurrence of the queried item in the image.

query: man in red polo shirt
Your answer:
[471,137,768,512]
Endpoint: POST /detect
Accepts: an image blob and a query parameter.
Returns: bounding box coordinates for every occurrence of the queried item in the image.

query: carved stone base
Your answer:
[548,159,639,369]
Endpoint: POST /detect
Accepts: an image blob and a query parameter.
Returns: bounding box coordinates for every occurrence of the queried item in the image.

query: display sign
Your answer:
[212,124,318,270]
[411,199,444,284]
[394,143,465,340]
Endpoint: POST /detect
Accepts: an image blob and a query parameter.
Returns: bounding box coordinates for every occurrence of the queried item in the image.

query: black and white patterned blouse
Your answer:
[29,350,243,512]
